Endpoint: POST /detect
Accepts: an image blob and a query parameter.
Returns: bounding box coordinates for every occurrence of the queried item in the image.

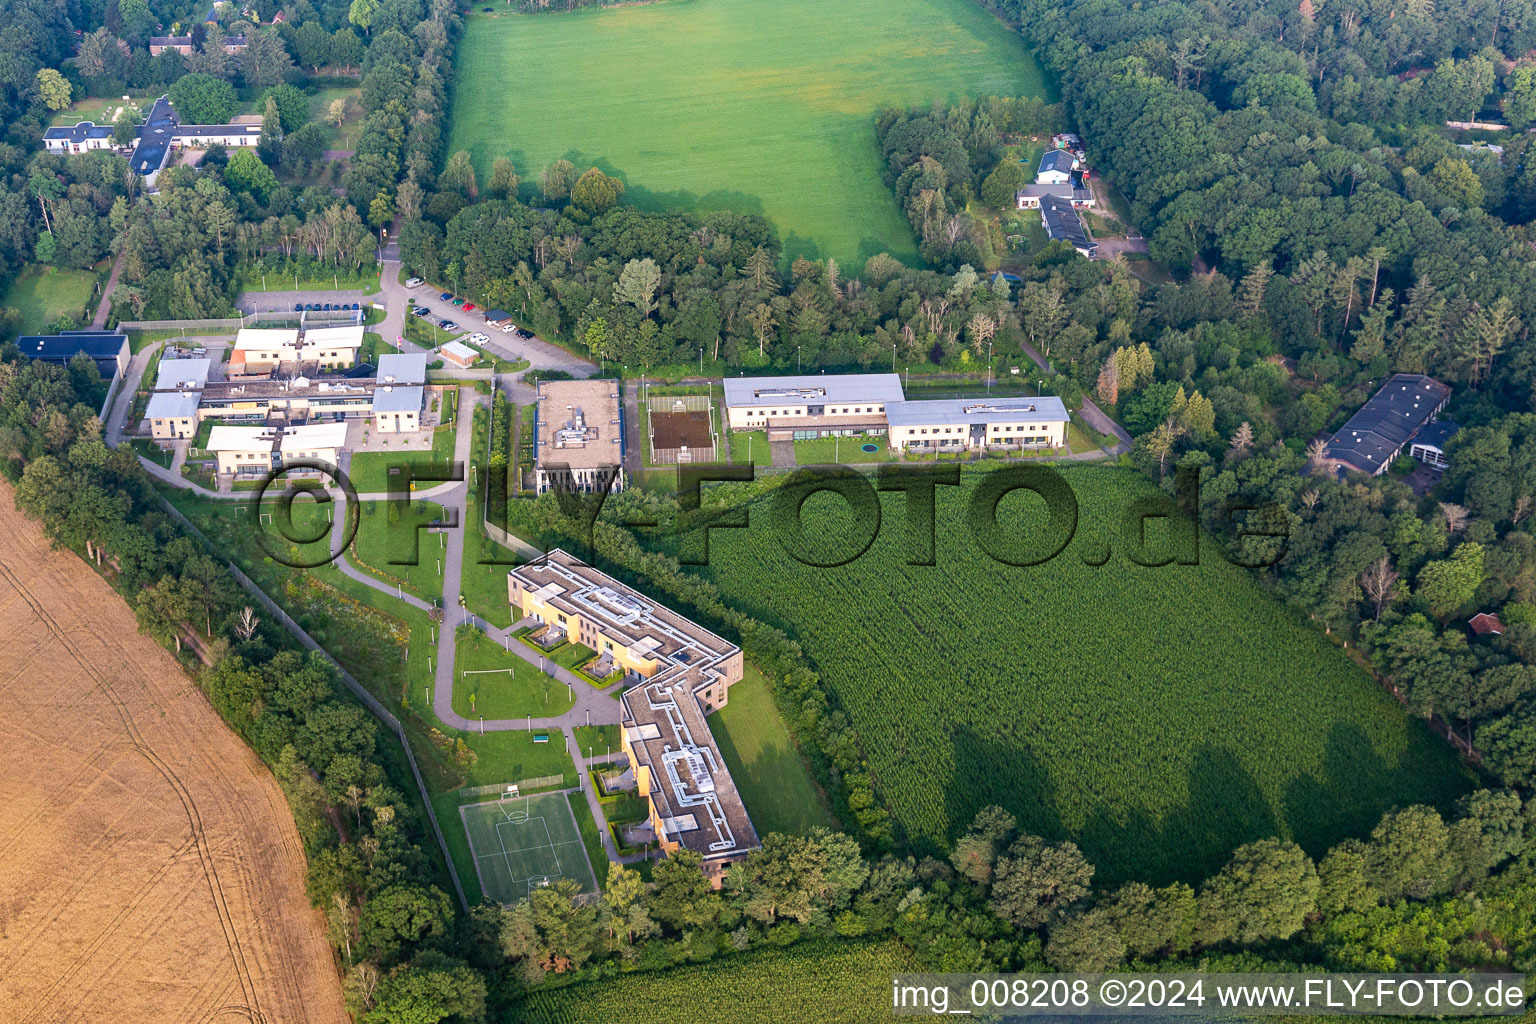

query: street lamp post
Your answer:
[797,346,802,373]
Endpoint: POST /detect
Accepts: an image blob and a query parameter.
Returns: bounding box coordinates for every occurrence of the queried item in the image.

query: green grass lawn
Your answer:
[573,724,621,758]
[728,430,773,467]
[461,524,519,627]
[3,264,105,334]
[454,628,576,720]
[448,0,1043,266]
[348,422,457,493]
[792,434,896,465]
[710,666,837,837]
[127,438,174,468]
[567,792,610,890]
[678,465,1476,884]
[308,84,364,152]
[351,499,448,602]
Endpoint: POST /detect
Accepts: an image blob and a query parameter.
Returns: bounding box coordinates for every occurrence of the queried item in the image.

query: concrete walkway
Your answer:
[92,249,127,328]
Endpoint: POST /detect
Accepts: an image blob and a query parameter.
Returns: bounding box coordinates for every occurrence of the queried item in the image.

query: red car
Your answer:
[462,302,477,312]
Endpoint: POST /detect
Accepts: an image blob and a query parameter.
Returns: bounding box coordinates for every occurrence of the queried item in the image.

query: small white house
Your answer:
[1037,150,1077,185]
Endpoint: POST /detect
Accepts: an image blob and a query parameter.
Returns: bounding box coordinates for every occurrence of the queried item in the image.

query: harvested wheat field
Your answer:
[0,485,347,1024]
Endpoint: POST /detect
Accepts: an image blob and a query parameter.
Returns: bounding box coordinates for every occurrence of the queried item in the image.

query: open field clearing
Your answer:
[448,0,1041,264]
[0,486,347,1024]
[684,465,1473,883]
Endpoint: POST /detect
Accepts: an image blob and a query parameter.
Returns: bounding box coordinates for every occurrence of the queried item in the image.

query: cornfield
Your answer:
[518,940,919,1023]
[690,466,1471,884]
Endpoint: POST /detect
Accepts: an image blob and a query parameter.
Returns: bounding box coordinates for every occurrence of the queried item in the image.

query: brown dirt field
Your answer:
[0,485,349,1024]
[649,410,713,450]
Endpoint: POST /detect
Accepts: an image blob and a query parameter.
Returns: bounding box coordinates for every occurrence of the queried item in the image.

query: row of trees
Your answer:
[0,351,491,1022]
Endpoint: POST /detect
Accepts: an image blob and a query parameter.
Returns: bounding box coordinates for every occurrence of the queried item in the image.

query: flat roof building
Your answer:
[377,352,429,385]
[1321,374,1452,476]
[885,396,1070,452]
[508,551,755,884]
[722,372,903,438]
[154,357,212,390]
[16,332,130,380]
[534,379,625,495]
[440,340,479,368]
[205,421,347,477]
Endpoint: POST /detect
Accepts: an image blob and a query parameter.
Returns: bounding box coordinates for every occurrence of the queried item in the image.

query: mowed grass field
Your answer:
[682,465,1473,884]
[448,0,1042,264]
[2,264,105,333]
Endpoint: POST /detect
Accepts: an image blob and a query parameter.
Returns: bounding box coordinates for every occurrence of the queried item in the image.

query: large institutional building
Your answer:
[722,373,1070,452]
[145,342,432,445]
[1320,374,1455,476]
[532,379,626,495]
[45,95,262,188]
[507,552,756,885]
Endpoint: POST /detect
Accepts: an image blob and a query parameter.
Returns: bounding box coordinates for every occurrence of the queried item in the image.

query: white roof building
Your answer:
[377,352,429,384]
[303,324,365,351]
[153,357,212,390]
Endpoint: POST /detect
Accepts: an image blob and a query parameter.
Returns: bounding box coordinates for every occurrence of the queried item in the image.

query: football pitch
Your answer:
[460,792,597,904]
[447,0,1044,265]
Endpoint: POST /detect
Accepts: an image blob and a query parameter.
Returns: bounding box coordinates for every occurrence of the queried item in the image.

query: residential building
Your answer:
[1037,149,1077,184]
[1015,182,1096,210]
[1469,612,1506,637]
[533,379,625,495]
[1408,419,1460,471]
[15,331,130,380]
[300,324,364,370]
[41,121,116,155]
[205,422,347,477]
[197,377,376,424]
[722,372,903,438]
[1320,374,1452,477]
[440,340,479,368]
[1040,195,1097,258]
[230,325,361,375]
[507,551,756,885]
[144,357,212,439]
[148,33,247,55]
[230,327,300,374]
[145,390,202,439]
[884,396,1070,452]
[128,96,262,188]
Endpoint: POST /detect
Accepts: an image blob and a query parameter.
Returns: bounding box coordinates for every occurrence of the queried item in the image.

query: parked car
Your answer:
[463,303,476,312]
[500,324,516,333]
[452,297,465,307]
[412,307,429,317]
[439,320,458,331]
[470,332,489,343]
[439,292,452,301]
[293,302,304,311]
[351,302,361,310]
[515,328,534,339]
[405,277,424,287]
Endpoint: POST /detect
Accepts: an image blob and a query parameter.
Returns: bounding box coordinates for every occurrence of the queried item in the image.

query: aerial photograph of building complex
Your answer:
[0,0,1533,1021]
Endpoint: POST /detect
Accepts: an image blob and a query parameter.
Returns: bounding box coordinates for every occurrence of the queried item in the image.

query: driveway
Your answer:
[387,273,596,377]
